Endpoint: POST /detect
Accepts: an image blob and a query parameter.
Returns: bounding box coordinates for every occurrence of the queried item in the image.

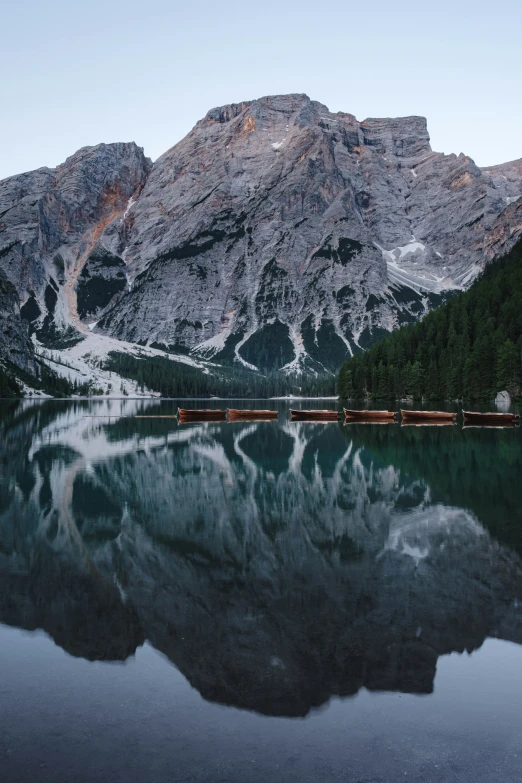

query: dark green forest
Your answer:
[104,351,336,398]
[338,238,522,401]
[0,365,23,398]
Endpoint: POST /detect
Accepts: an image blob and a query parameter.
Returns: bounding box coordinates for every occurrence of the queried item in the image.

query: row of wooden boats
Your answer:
[346,409,520,425]
[176,408,520,425]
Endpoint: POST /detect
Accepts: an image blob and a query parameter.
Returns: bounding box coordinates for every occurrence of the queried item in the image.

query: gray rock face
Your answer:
[1,95,521,375]
[97,95,522,371]
[0,142,151,345]
[483,158,522,205]
[0,269,35,373]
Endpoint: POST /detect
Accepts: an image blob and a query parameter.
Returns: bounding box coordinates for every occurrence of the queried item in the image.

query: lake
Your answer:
[1,398,521,782]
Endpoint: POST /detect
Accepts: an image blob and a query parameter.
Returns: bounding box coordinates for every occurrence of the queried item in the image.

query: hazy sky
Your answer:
[1,0,520,180]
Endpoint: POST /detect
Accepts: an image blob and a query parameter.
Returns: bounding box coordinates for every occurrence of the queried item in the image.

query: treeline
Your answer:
[0,365,23,398]
[105,351,336,398]
[37,362,93,397]
[339,238,522,401]
[0,359,92,399]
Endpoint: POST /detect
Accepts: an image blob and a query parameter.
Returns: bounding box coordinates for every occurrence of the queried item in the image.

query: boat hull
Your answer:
[462,411,520,425]
[178,409,226,421]
[227,409,278,419]
[290,409,339,421]
[401,410,457,422]
[227,418,276,423]
[344,409,397,421]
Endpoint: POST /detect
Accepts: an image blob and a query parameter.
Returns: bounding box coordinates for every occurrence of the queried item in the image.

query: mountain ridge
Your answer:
[1,94,521,392]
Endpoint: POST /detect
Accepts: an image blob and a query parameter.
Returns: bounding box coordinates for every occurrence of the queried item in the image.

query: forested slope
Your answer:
[104,352,335,398]
[338,238,522,401]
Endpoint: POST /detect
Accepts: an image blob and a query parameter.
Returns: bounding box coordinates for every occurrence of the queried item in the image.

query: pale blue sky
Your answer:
[1,0,520,180]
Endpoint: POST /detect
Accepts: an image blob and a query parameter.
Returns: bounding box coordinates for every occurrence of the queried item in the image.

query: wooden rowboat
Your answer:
[401,409,457,422]
[462,411,520,425]
[178,408,226,420]
[227,409,278,419]
[344,408,397,421]
[290,409,339,421]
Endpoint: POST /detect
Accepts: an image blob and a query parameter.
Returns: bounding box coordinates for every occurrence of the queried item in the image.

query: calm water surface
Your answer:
[1,398,521,782]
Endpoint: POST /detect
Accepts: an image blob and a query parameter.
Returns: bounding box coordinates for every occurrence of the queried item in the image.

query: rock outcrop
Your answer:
[0,142,151,348]
[0,269,35,373]
[1,95,521,375]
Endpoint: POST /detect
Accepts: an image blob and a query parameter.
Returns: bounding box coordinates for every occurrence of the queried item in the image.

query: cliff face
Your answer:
[0,142,151,348]
[0,269,35,373]
[96,95,522,371]
[1,95,521,376]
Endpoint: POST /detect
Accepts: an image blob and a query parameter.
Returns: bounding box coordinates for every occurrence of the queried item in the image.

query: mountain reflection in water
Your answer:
[1,398,521,718]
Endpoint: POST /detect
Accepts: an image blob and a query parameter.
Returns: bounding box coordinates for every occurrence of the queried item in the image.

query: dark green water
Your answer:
[1,398,522,782]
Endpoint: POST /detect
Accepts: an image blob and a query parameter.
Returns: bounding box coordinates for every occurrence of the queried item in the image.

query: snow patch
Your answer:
[376,241,463,294]
[280,324,306,375]
[458,263,482,287]
[30,329,220,398]
[334,325,353,359]
[123,195,136,219]
[378,240,427,262]
[387,263,449,295]
[193,332,227,357]
[233,329,259,371]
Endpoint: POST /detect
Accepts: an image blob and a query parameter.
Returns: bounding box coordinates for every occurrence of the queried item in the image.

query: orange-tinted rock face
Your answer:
[0,142,151,350]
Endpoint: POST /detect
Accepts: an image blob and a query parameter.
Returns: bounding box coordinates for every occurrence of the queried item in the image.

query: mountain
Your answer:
[1,94,521,389]
[99,97,522,373]
[338,237,522,401]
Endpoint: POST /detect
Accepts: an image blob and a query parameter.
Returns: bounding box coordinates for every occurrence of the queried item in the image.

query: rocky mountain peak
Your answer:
[94,95,521,372]
[1,95,521,383]
[51,141,152,228]
[360,115,431,158]
[0,142,151,343]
